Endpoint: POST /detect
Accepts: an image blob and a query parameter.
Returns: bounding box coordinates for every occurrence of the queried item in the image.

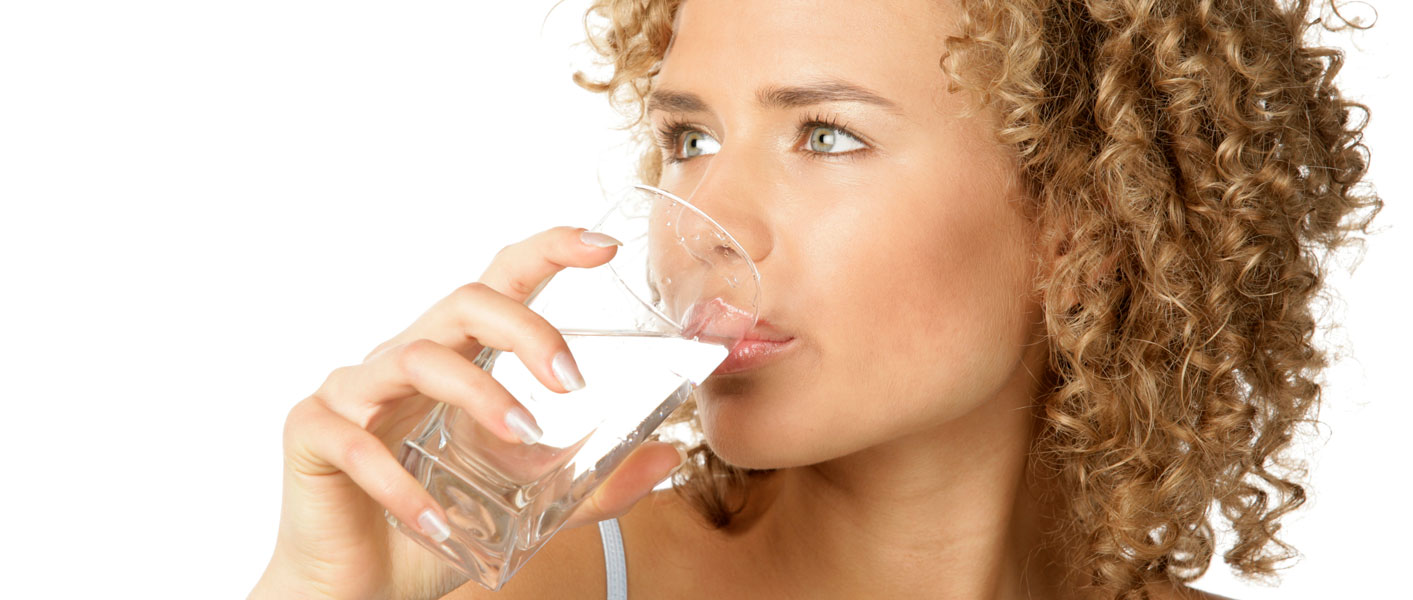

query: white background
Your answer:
[0,1,1406,598]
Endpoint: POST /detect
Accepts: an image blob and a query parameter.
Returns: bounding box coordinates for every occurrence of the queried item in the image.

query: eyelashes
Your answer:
[652,112,870,164]
[652,119,709,164]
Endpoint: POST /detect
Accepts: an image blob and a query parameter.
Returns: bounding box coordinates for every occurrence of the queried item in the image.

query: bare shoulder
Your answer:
[438,517,608,599]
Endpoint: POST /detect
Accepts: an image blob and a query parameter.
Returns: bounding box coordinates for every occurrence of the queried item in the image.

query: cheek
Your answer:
[805,183,1037,422]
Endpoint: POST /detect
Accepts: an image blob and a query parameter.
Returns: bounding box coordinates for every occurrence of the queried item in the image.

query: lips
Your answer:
[737,320,792,343]
[681,297,756,345]
[680,297,795,375]
[712,336,795,375]
[711,320,796,375]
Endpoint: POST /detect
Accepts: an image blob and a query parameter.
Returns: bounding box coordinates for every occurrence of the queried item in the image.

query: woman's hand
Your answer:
[250,227,689,600]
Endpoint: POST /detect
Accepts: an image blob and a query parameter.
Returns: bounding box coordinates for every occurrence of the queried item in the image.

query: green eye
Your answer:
[680,130,720,159]
[806,125,865,154]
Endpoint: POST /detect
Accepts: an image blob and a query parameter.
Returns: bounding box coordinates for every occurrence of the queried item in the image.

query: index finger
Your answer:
[363,226,622,363]
[479,226,622,303]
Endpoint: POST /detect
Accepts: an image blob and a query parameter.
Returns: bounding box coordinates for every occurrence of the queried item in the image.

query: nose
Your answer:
[645,149,774,336]
[660,152,774,266]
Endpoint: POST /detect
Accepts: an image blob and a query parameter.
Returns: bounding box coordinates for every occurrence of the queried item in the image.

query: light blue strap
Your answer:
[598,517,628,600]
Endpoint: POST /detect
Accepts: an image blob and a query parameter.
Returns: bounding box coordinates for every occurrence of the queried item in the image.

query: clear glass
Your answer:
[385,184,760,591]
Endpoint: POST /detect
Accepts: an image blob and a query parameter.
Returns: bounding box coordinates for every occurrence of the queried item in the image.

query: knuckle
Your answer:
[492,243,517,262]
[316,365,354,399]
[393,339,438,374]
[504,274,541,300]
[450,281,493,313]
[453,281,490,301]
[282,399,313,441]
[340,435,382,473]
[282,398,334,455]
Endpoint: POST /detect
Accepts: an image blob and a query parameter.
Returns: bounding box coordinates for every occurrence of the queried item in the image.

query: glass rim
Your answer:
[592,183,762,337]
[628,183,762,294]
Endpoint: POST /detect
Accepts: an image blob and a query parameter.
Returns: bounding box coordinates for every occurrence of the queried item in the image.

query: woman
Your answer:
[251,0,1380,598]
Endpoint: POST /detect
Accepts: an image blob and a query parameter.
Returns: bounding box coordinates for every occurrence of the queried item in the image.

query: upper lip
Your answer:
[741,318,794,343]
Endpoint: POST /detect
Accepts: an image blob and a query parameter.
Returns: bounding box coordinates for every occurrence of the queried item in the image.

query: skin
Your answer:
[635,0,1061,597]
[490,0,1231,598]
[251,225,688,600]
[257,0,1235,598]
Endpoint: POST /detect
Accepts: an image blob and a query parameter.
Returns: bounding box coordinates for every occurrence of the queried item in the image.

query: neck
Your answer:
[729,354,1068,599]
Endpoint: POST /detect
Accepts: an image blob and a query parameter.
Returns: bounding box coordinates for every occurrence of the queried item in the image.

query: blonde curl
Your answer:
[569,1,1382,597]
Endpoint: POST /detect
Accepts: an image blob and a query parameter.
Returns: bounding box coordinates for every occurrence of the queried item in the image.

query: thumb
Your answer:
[564,442,687,529]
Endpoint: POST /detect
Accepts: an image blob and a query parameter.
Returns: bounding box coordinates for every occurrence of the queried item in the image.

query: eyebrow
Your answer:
[646,79,904,116]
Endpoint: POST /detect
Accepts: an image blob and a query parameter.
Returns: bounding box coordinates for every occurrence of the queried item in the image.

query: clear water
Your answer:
[387,331,728,590]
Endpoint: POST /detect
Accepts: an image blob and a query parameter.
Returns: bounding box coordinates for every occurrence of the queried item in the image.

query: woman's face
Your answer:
[653,0,1046,468]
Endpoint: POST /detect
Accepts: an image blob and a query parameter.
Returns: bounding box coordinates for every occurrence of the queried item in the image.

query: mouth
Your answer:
[680,298,796,376]
[711,319,796,376]
[681,297,755,344]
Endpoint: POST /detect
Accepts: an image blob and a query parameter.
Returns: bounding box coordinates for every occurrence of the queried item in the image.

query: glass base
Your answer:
[386,439,551,591]
[387,376,698,591]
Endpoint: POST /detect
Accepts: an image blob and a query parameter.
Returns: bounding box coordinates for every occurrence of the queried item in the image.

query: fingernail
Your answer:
[580,230,623,247]
[553,351,586,392]
[504,406,543,445]
[418,508,451,543]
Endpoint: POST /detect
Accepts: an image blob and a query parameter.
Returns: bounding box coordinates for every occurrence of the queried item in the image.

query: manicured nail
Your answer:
[580,230,623,247]
[504,406,543,445]
[553,351,586,391]
[418,508,451,542]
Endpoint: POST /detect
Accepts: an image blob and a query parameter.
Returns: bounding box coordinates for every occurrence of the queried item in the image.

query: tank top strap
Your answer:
[597,517,628,600]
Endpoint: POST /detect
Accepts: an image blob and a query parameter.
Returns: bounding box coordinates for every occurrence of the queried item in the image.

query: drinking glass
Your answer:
[386,183,760,591]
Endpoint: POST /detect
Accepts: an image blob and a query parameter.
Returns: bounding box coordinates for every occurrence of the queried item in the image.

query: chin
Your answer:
[693,348,855,470]
[702,437,801,471]
[694,392,803,470]
[695,396,849,471]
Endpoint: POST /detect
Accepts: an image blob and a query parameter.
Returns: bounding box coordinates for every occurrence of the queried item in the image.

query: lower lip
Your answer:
[711,338,797,376]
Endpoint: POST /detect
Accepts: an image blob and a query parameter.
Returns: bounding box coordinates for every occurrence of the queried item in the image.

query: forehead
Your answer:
[658,0,950,107]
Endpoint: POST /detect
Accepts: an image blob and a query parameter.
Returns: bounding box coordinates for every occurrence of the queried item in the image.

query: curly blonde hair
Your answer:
[569,0,1382,597]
